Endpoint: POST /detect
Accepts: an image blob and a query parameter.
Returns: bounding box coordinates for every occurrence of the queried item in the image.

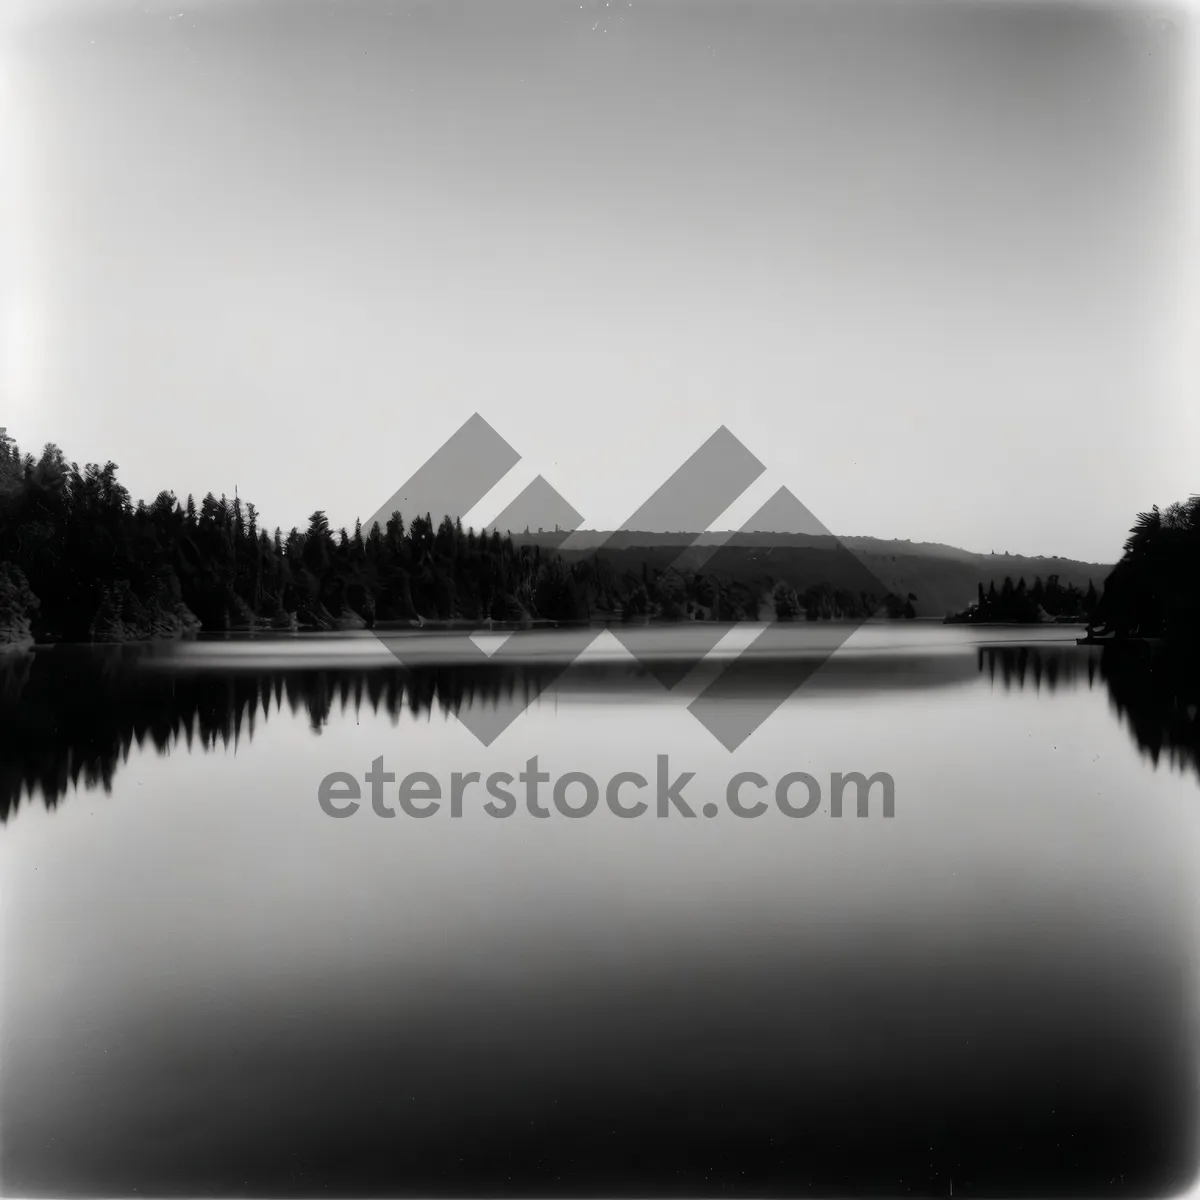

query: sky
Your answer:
[2,0,1197,563]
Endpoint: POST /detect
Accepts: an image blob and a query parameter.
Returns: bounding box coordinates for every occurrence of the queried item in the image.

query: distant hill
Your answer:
[509,530,1111,620]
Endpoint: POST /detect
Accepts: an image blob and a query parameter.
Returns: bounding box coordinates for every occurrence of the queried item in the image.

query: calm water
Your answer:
[1,623,1198,1197]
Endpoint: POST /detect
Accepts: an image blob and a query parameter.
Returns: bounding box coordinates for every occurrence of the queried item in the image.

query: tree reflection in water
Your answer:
[979,641,1200,780]
[3,637,1197,822]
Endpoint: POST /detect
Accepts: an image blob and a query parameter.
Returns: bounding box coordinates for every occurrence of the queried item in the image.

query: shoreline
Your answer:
[16,616,1087,651]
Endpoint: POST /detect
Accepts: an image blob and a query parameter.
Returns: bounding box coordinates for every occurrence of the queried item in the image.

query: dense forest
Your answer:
[0,434,905,646]
[0,435,596,642]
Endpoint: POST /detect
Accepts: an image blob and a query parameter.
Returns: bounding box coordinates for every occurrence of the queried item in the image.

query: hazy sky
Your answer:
[2,0,1197,562]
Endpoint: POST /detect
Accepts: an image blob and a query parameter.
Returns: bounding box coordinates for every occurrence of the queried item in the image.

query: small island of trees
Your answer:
[946,575,1098,625]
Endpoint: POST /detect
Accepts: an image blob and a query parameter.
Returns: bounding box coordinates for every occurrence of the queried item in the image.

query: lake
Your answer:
[1,622,1197,1197]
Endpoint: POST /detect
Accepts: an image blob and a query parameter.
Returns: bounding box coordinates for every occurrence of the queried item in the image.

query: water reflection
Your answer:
[2,631,1197,821]
[0,644,567,821]
[979,642,1200,779]
[3,631,1199,1197]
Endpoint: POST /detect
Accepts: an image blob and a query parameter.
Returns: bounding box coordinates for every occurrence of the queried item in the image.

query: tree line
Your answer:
[5,432,1188,645]
[0,435,900,643]
[0,436,601,640]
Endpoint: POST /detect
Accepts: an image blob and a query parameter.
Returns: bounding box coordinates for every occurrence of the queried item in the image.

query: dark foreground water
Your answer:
[1,624,1198,1197]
